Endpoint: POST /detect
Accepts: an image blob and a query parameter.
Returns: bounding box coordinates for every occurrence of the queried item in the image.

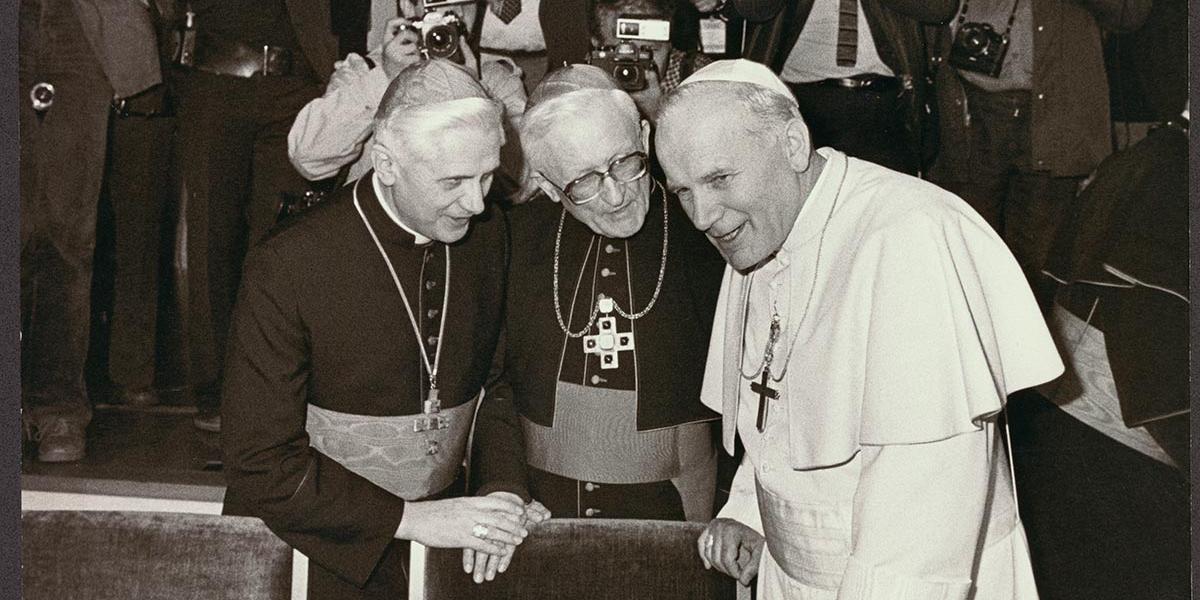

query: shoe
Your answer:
[114,386,160,407]
[34,417,87,463]
[192,411,221,433]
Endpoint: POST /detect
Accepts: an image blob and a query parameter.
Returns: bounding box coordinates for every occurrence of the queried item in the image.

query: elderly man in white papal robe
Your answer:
[654,59,1064,600]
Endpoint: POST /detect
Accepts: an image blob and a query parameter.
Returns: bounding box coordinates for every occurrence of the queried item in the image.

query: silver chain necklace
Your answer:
[739,157,848,383]
[552,180,670,338]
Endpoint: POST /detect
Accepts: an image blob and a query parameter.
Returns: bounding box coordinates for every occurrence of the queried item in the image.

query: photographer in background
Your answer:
[20,0,161,462]
[288,3,527,185]
[713,0,955,175]
[928,0,1150,310]
[589,0,715,121]
[162,0,338,433]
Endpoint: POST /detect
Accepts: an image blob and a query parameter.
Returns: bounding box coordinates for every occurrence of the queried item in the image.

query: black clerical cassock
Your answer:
[221,173,518,599]
[472,187,725,522]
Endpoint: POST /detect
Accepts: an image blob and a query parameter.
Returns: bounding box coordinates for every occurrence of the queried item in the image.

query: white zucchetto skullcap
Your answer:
[678,59,796,105]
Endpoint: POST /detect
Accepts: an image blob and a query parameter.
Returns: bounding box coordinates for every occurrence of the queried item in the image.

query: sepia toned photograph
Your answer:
[15,0,1189,598]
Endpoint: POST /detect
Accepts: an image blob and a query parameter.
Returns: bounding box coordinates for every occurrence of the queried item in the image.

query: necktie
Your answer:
[491,0,522,24]
[836,0,857,67]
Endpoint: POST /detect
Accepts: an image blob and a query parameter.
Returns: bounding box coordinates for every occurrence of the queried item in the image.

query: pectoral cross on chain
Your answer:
[750,314,782,432]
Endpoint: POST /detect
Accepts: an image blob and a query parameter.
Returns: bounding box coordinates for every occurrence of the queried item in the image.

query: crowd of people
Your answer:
[20,0,1179,598]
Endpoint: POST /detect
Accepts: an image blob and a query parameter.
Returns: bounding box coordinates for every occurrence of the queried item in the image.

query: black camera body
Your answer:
[587,43,655,92]
[948,22,1010,78]
[407,10,466,62]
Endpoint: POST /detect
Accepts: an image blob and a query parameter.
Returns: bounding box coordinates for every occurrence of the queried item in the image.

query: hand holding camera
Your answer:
[382,17,422,78]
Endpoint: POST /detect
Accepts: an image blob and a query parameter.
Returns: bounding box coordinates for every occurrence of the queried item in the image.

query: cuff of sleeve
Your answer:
[837,559,972,600]
[476,481,532,504]
[341,493,408,587]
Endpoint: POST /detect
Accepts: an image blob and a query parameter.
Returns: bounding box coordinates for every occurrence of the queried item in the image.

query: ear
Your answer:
[639,119,652,153]
[782,117,813,174]
[371,143,398,186]
[534,174,563,204]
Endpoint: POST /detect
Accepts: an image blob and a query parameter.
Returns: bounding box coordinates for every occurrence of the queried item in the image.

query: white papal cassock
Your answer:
[705,149,1064,600]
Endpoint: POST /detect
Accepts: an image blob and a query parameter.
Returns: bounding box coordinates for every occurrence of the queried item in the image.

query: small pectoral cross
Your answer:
[749,313,782,432]
[751,368,779,432]
[414,386,450,436]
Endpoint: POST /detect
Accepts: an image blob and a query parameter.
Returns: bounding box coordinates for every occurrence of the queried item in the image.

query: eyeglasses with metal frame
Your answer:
[543,151,649,205]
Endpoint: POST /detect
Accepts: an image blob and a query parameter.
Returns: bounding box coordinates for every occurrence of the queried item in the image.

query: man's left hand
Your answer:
[462,493,552,583]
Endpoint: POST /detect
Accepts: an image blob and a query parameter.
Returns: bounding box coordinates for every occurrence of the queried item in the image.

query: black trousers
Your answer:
[104,88,176,391]
[170,69,321,406]
[931,83,1079,310]
[786,80,916,175]
[19,0,113,424]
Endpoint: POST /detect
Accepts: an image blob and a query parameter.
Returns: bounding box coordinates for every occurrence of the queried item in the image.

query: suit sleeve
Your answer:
[221,244,407,588]
[287,63,390,181]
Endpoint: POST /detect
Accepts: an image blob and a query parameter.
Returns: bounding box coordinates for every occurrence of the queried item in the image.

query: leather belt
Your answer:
[189,38,302,78]
[795,75,899,91]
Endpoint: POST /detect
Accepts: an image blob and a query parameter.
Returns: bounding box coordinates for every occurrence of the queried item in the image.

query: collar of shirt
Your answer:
[774,147,844,268]
[373,172,432,245]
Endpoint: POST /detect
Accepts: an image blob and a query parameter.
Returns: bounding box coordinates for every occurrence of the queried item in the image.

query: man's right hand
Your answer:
[697,517,765,587]
[395,495,529,555]
[382,17,422,79]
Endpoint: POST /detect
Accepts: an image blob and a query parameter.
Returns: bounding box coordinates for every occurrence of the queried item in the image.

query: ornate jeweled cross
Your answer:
[583,296,635,370]
[750,314,782,432]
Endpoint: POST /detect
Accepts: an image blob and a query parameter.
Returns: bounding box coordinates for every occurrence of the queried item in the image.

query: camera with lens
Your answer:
[587,42,655,92]
[948,22,1010,78]
[405,10,467,62]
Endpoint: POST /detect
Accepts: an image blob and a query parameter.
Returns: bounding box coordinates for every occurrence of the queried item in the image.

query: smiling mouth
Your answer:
[713,223,745,244]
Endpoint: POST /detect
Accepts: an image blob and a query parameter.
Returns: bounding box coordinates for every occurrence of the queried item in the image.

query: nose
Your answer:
[460,180,486,216]
[597,176,625,207]
[687,193,723,231]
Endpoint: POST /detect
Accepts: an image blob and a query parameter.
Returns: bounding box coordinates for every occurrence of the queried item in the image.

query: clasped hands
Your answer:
[697,517,765,587]
[395,491,550,585]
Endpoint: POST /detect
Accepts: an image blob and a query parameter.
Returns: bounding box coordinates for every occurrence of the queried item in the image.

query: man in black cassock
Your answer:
[470,65,725,574]
[221,59,548,599]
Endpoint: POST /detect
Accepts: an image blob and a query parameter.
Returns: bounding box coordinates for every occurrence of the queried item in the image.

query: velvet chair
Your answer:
[416,518,739,600]
[21,511,294,600]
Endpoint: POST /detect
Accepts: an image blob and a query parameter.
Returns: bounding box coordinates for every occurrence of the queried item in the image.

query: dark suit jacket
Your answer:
[72,0,162,97]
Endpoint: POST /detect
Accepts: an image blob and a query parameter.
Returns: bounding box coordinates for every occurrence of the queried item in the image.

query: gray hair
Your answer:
[513,88,641,203]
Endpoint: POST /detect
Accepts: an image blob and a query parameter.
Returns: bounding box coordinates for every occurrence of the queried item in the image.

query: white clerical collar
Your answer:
[372,172,431,245]
[775,147,846,266]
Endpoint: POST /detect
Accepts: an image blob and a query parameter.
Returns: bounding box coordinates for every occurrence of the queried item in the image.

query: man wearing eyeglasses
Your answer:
[467,64,725,581]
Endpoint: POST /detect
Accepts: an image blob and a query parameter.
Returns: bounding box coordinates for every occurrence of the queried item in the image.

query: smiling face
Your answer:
[373,116,503,243]
[656,87,811,270]
[528,92,652,238]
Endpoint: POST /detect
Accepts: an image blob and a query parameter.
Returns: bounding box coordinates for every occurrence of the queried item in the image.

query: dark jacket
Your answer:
[732,0,957,170]
[221,175,510,588]
[71,0,162,97]
[930,0,1151,180]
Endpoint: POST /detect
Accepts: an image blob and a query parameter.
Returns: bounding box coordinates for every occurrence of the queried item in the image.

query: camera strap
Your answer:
[956,0,1021,39]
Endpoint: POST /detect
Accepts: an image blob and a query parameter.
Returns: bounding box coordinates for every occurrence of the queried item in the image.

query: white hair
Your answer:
[373,97,505,158]
[513,88,640,203]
